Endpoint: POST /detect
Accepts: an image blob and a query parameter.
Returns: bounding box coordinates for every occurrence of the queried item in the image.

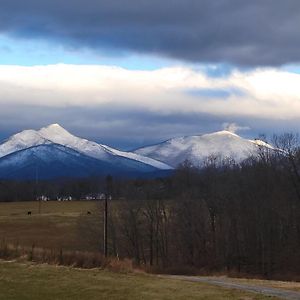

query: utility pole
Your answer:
[36,164,41,214]
[103,175,113,257]
[104,193,108,257]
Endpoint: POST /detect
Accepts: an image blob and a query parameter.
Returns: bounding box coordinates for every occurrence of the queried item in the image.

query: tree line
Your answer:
[80,133,300,277]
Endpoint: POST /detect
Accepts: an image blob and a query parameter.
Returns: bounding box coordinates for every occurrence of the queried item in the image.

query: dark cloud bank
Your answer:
[0,103,296,150]
[1,0,300,66]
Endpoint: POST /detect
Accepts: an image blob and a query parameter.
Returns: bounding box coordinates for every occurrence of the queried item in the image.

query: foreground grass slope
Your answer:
[0,261,276,300]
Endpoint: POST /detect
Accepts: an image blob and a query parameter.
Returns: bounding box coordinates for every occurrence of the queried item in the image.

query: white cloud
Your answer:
[222,122,250,133]
[0,64,300,121]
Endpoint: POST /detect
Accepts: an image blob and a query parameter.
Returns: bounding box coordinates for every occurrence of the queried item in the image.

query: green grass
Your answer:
[0,261,276,300]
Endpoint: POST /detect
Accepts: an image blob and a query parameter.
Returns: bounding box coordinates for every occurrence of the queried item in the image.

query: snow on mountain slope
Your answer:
[0,144,162,179]
[101,144,171,170]
[38,124,112,160]
[0,144,87,169]
[38,124,172,170]
[0,130,51,158]
[134,130,273,167]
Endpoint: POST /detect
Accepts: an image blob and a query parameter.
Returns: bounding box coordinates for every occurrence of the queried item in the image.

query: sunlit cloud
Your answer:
[0,64,300,119]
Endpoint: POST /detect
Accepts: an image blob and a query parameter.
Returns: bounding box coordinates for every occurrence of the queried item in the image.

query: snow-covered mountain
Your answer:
[38,124,171,170]
[0,124,172,171]
[0,144,162,179]
[134,130,273,167]
[0,130,50,158]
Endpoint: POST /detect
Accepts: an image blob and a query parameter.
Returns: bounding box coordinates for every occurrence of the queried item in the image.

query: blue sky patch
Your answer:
[185,87,246,99]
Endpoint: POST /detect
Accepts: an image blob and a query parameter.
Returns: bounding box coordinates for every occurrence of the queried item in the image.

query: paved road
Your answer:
[161,275,300,299]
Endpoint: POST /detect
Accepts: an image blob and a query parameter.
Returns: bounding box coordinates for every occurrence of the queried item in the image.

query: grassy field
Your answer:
[0,201,99,251]
[0,200,97,217]
[0,260,276,300]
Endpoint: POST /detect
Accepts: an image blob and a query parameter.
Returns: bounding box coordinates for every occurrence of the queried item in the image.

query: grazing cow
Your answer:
[27,211,32,215]
[87,211,91,215]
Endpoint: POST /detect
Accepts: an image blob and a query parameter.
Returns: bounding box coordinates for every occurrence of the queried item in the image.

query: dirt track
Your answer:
[162,275,300,299]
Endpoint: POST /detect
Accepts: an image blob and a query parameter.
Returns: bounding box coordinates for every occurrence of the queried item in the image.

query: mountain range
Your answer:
[0,124,272,179]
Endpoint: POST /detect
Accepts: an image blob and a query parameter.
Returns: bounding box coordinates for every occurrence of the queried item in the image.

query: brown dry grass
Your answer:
[0,201,98,251]
[0,242,135,273]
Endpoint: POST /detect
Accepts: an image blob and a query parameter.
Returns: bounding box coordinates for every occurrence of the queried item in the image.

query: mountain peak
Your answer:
[38,123,76,146]
[39,123,70,134]
[43,123,67,131]
[48,123,62,128]
[207,130,240,137]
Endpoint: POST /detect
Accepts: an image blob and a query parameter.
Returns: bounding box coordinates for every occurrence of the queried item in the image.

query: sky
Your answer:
[0,1,300,150]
